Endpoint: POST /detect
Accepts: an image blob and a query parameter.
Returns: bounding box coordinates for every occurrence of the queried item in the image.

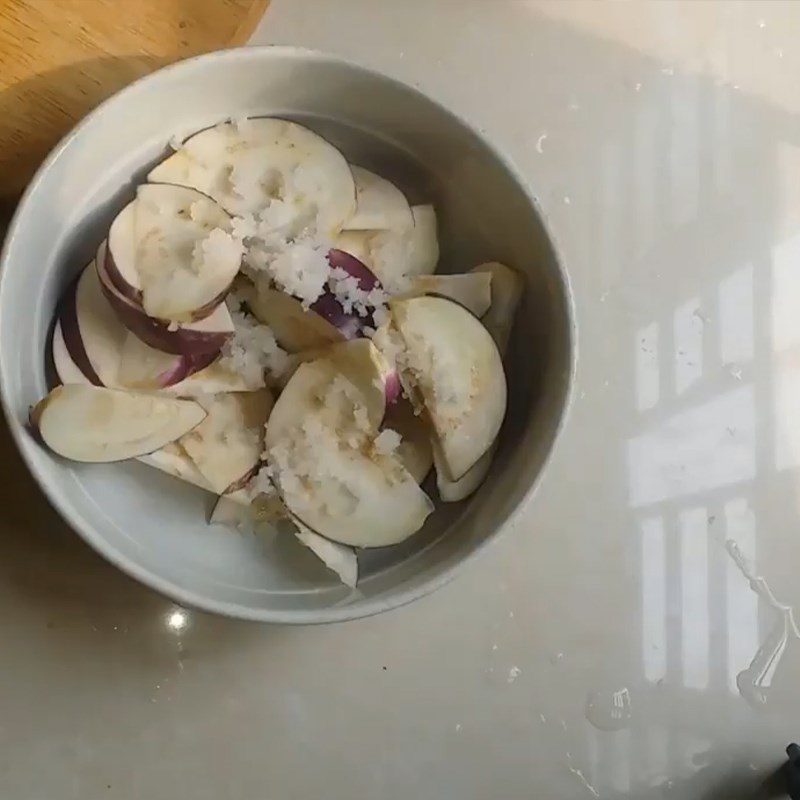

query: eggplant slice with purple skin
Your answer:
[99,239,235,356]
[265,357,433,548]
[130,183,241,322]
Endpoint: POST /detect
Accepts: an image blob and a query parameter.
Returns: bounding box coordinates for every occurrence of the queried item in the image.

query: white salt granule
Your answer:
[231,213,259,241]
[218,308,288,386]
[268,241,330,306]
[371,306,390,329]
[507,666,522,684]
[373,428,402,455]
[191,228,244,278]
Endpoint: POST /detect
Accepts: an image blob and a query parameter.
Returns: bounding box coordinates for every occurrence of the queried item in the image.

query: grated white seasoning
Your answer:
[219,301,289,386]
[400,331,474,424]
[370,323,406,366]
[233,206,333,308]
[191,228,244,277]
[245,464,276,502]
[373,428,402,455]
[265,240,330,306]
[327,267,390,321]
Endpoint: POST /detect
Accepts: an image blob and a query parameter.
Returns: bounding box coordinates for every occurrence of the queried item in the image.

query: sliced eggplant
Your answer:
[435,262,523,501]
[266,340,389,446]
[180,390,274,494]
[31,385,206,463]
[327,248,381,291]
[247,285,349,353]
[58,260,231,391]
[166,358,260,395]
[134,184,239,321]
[277,340,399,409]
[391,295,506,481]
[148,118,356,236]
[343,166,413,232]
[294,520,359,588]
[308,292,363,340]
[116,332,216,390]
[321,339,392,429]
[266,361,432,547]
[384,398,433,485]
[52,321,92,386]
[403,272,492,318]
[470,261,524,352]
[138,442,214,492]
[435,445,493,503]
[404,205,439,276]
[97,240,234,357]
[333,204,439,289]
[333,230,372,267]
[105,200,141,301]
[63,261,126,387]
[265,362,357,446]
[267,419,433,548]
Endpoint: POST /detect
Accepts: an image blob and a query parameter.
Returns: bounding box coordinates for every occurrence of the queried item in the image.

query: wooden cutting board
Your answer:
[0,0,268,207]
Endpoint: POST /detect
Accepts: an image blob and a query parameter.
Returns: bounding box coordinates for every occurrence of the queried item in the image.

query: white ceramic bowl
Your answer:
[0,47,574,623]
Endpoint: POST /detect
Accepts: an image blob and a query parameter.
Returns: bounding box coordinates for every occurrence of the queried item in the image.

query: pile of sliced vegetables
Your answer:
[31,117,522,588]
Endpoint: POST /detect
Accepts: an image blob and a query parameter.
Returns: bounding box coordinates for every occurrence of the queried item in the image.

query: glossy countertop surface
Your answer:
[4,1,800,797]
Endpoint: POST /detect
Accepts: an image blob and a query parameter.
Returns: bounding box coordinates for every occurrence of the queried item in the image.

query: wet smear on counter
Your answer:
[584,686,632,731]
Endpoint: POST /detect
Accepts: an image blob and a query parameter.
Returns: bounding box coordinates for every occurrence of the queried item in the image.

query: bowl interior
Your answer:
[0,47,573,622]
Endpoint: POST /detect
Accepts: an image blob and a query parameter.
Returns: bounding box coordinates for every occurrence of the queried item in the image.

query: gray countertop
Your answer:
[5,1,800,797]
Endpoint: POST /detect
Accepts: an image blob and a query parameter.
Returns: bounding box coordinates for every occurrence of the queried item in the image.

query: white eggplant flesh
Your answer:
[435,262,522,501]
[247,286,348,354]
[294,520,359,588]
[265,362,432,547]
[470,261,523,351]
[333,204,439,289]
[134,183,239,321]
[138,442,214,492]
[148,118,356,236]
[391,295,507,481]
[384,398,433,485]
[343,166,413,232]
[180,390,274,494]
[403,272,491,318]
[31,385,206,463]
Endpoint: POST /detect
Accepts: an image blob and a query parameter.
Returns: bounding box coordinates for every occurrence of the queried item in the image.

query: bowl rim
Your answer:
[0,44,576,624]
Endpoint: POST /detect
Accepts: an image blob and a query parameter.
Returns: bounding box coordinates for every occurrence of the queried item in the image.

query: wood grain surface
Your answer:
[0,0,268,206]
